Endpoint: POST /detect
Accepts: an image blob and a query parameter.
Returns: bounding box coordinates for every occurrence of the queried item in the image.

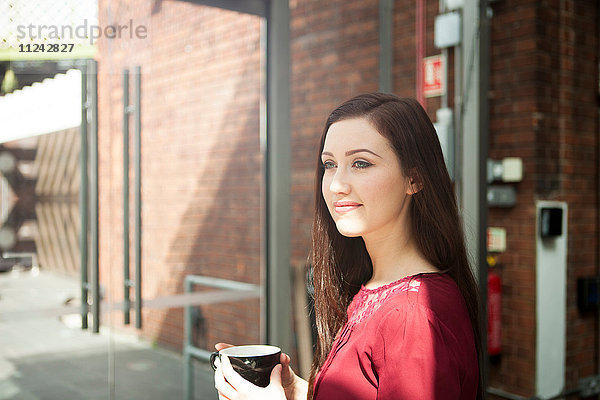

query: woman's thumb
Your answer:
[269,364,283,387]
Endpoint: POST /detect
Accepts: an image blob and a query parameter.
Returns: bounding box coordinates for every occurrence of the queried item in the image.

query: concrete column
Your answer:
[265,0,292,354]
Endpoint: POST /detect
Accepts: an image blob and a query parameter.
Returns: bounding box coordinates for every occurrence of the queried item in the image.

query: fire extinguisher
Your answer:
[487,255,502,364]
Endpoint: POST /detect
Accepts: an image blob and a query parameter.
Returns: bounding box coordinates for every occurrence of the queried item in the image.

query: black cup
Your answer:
[210,345,281,388]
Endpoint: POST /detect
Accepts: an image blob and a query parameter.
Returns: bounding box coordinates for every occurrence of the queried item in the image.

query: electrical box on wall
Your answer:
[487,157,523,183]
[540,207,563,238]
[578,276,600,313]
[434,12,461,48]
[487,186,516,207]
[487,227,507,252]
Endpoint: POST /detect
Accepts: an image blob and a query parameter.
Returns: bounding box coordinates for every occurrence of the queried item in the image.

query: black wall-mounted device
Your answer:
[540,207,562,238]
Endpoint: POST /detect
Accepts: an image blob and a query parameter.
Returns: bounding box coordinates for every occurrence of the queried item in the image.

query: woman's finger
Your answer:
[214,360,238,400]
[278,353,295,388]
[280,352,291,366]
[215,342,234,351]
[220,355,252,391]
[268,364,283,387]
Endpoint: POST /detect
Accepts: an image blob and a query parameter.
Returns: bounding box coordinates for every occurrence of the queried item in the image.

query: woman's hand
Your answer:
[214,343,308,400]
[214,354,286,400]
[277,352,308,400]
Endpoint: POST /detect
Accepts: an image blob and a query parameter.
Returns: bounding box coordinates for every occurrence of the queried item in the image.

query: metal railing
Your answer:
[80,59,99,332]
[183,275,261,400]
[1,252,38,269]
[122,66,142,329]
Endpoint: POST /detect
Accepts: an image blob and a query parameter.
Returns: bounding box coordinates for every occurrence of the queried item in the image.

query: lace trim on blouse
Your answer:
[346,274,425,327]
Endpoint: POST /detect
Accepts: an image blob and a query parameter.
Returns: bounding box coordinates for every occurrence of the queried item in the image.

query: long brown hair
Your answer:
[308,93,482,399]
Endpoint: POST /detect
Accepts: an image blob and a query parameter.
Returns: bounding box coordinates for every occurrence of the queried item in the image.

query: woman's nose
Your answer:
[329,169,350,194]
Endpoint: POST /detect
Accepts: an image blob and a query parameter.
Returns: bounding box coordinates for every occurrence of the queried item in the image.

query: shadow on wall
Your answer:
[154,34,263,351]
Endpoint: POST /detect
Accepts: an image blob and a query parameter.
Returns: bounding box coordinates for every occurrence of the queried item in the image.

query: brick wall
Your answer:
[553,0,598,391]
[488,0,539,394]
[393,0,449,115]
[488,0,599,396]
[97,1,262,351]
[290,0,379,269]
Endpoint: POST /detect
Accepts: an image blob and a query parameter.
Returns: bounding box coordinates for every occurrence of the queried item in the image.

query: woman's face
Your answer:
[321,117,415,239]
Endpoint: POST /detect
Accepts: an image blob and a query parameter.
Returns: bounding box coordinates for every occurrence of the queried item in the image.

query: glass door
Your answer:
[98,1,265,399]
[0,1,265,399]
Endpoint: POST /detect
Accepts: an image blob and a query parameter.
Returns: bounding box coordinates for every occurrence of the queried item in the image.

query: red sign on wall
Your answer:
[423,55,445,97]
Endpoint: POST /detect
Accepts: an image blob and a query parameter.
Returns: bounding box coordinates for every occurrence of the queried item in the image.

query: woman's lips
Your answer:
[333,201,362,213]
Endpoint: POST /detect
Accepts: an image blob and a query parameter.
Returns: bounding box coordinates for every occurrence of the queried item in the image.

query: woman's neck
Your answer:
[363,228,436,289]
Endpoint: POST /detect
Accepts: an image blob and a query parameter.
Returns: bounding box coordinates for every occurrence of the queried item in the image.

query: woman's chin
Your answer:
[335,222,364,238]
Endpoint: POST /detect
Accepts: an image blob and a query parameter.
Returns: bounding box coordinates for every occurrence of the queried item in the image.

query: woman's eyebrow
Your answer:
[321,149,382,158]
[345,148,382,158]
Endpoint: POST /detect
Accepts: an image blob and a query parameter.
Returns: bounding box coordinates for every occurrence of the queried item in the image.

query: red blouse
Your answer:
[313,273,479,400]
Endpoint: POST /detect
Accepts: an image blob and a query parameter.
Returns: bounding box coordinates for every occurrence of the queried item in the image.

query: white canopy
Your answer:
[0,69,81,144]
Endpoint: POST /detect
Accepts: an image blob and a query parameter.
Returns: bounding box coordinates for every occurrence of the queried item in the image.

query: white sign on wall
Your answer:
[423,55,445,98]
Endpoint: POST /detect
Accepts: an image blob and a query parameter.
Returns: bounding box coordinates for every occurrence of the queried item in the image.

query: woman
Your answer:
[214,92,482,400]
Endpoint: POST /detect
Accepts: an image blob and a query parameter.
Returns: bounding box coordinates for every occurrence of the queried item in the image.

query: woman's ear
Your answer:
[406,170,423,195]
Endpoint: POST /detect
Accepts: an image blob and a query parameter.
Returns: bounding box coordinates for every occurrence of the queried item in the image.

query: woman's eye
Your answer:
[353,160,372,169]
[322,161,336,170]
